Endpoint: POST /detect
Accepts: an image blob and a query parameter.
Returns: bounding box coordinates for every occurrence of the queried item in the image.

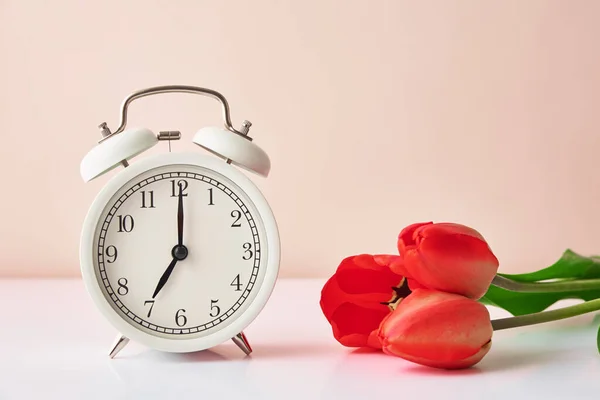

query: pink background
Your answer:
[1,1,599,278]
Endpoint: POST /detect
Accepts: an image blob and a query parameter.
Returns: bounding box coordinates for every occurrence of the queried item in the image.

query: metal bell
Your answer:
[193,125,271,177]
[80,127,158,182]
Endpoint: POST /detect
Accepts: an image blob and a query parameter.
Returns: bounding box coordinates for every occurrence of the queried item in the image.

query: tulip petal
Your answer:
[330,302,391,348]
[379,289,493,369]
[416,222,486,243]
[406,278,426,291]
[389,255,408,276]
[397,341,491,370]
[415,232,499,299]
[336,254,403,295]
[397,222,433,256]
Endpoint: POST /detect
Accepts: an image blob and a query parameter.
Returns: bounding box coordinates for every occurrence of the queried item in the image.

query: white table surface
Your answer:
[1,278,599,400]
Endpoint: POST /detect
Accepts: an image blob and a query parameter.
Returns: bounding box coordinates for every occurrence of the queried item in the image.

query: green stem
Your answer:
[492,297,600,330]
[492,275,600,293]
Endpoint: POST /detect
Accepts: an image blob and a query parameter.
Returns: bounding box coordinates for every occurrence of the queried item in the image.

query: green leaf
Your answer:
[482,249,600,315]
[499,249,600,283]
[480,284,600,316]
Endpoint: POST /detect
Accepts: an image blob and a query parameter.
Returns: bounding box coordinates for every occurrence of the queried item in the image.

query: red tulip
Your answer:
[378,289,493,369]
[319,254,410,349]
[393,222,499,300]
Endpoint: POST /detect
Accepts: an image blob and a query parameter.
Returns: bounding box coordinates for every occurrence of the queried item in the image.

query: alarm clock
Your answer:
[79,85,280,358]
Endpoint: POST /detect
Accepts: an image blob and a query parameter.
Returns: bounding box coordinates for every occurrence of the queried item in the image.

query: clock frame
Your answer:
[80,152,280,354]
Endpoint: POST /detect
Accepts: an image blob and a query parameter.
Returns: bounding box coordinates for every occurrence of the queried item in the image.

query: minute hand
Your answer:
[177,184,184,246]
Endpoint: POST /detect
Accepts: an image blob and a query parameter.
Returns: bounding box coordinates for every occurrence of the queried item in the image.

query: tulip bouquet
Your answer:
[319,221,600,369]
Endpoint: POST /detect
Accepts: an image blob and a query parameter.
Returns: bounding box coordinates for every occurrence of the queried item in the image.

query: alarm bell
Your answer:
[193,125,271,178]
[80,127,158,182]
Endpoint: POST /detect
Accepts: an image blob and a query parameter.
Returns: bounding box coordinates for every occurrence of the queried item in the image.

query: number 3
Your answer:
[242,242,253,260]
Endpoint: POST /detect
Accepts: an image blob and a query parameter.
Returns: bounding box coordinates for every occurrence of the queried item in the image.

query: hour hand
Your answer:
[152,257,178,299]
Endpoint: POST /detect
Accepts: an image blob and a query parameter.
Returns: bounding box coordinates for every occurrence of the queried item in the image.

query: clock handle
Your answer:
[96,85,250,142]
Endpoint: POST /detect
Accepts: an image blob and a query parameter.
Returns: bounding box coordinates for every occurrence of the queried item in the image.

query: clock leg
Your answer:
[231,332,252,356]
[108,334,130,358]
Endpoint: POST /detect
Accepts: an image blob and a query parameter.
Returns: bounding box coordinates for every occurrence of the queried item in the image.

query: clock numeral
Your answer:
[170,179,188,197]
[117,215,134,233]
[141,190,155,208]
[208,188,214,205]
[117,278,128,296]
[105,245,118,263]
[242,242,253,260]
[175,309,187,327]
[231,210,242,227]
[210,299,221,317]
[144,300,155,318]
[230,274,242,291]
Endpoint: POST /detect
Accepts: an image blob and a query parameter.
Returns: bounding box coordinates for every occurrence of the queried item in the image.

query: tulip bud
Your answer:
[319,254,409,349]
[378,289,493,369]
[394,222,499,299]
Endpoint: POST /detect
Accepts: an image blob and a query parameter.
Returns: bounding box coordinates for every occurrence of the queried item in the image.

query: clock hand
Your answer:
[153,184,187,300]
[152,257,178,299]
[177,183,184,246]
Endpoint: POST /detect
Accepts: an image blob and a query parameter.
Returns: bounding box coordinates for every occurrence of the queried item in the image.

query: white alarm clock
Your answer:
[79,86,280,358]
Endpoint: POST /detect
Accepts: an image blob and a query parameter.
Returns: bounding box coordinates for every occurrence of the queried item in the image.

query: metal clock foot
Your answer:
[232,332,252,355]
[108,334,130,358]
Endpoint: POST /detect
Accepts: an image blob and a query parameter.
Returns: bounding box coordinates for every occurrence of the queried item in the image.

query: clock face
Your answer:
[91,163,268,339]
